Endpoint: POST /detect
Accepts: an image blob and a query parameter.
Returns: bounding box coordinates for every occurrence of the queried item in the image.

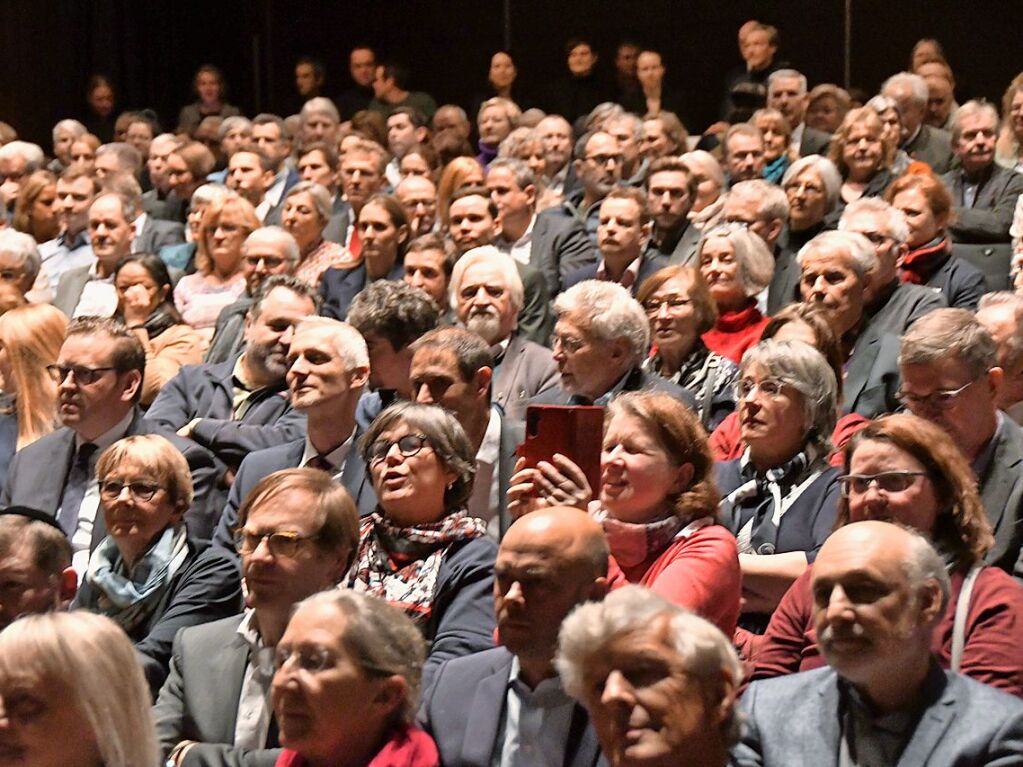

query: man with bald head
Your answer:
[419,507,608,767]
[735,522,1023,766]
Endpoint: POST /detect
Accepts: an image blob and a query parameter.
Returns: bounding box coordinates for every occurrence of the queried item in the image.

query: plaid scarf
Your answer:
[899,236,950,285]
[348,510,486,627]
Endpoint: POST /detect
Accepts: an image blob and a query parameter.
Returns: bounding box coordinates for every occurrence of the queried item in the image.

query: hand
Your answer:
[122,284,153,326]
[176,418,200,438]
[506,455,593,520]
[704,121,730,136]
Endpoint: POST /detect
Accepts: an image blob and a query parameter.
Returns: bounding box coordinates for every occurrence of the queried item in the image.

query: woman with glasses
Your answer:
[717,340,842,635]
[636,264,739,429]
[270,590,439,767]
[74,434,243,696]
[114,254,203,406]
[349,402,496,686]
[697,223,775,363]
[748,414,1023,696]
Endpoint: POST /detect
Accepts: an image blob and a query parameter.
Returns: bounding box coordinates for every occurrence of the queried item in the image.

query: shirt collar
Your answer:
[476,406,502,466]
[75,408,135,452]
[133,212,148,241]
[507,655,572,702]
[300,430,356,470]
[264,170,289,207]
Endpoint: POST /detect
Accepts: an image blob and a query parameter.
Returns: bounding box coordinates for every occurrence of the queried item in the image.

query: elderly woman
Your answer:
[0,228,46,304]
[864,94,920,176]
[752,108,794,184]
[349,402,496,682]
[12,169,58,243]
[749,414,1023,696]
[886,172,987,310]
[0,611,159,767]
[637,265,739,429]
[510,392,741,635]
[782,155,841,243]
[437,157,485,227]
[996,73,1023,171]
[74,434,243,694]
[159,182,230,271]
[271,590,439,767]
[698,223,774,363]
[680,150,726,230]
[829,107,897,209]
[557,586,743,767]
[805,84,851,134]
[173,192,258,336]
[281,181,357,286]
[476,97,520,169]
[717,340,842,633]
[114,254,204,405]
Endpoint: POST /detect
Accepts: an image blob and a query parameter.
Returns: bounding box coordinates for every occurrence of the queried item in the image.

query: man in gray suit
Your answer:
[155,468,359,767]
[882,72,954,174]
[900,310,1023,576]
[734,522,1023,766]
[767,69,831,157]
[450,247,559,423]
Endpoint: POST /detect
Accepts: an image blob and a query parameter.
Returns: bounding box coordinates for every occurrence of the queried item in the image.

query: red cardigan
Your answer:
[608,522,742,637]
[744,564,1023,697]
[701,303,769,364]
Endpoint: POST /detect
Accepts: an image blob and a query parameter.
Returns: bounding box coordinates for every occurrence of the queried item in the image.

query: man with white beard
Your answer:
[450,246,558,422]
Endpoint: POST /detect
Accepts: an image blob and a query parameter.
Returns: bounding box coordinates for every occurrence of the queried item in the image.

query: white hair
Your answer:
[768,69,808,96]
[797,230,878,280]
[699,222,775,297]
[301,97,340,125]
[243,225,300,264]
[838,197,910,245]
[950,100,999,144]
[52,119,87,142]
[680,150,725,189]
[293,316,370,370]
[0,141,45,171]
[285,180,333,222]
[0,229,41,282]
[728,179,790,221]
[782,155,842,209]
[553,280,650,359]
[448,246,524,312]
[882,72,929,106]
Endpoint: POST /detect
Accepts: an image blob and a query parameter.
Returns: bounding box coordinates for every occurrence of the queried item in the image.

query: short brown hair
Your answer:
[96,434,193,515]
[603,186,651,226]
[635,265,717,335]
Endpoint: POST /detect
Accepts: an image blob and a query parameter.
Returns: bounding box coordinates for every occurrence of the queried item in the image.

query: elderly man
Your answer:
[142,133,184,218]
[722,180,794,313]
[558,585,743,767]
[925,71,957,131]
[451,247,558,422]
[205,230,302,364]
[563,187,667,293]
[536,115,575,196]
[0,509,77,631]
[148,278,317,475]
[38,166,98,292]
[409,327,525,536]
[94,142,143,181]
[402,233,456,314]
[552,130,623,242]
[977,292,1023,423]
[722,124,766,186]
[735,522,1023,766]
[532,280,694,407]
[0,229,46,305]
[157,469,359,766]
[767,69,832,156]
[212,317,376,555]
[299,97,340,148]
[900,309,1023,576]
[250,114,299,225]
[421,507,609,765]
[882,72,954,173]
[0,318,220,570]
[489,157,596,293]
[0,141,45,217]
[395,173,437,237]
[645,157,700,266]
[942,101,1023,244]
[49,119,87,174]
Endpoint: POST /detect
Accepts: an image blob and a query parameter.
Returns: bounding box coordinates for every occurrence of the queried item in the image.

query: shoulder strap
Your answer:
[951,563,983,672]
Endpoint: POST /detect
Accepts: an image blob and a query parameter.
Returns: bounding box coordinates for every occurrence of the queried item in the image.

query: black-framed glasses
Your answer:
[367,434,429,465]
[243,255,287,269]
[234,529,320,558]
[643,296,693,315]
[895,379,979,411]
[46,364,116,385]
[99,480,162,502]
[838,471,928,497]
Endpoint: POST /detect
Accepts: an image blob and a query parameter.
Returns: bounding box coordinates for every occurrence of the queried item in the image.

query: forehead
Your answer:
[116,262,155,281]
[387,114,413,129]
[359,202,394,224]
[342,152,379,171]
[412,346,460,373]
[843,209,886,232]
[813,535,905,583]
[285,191,315,207]
[58,176,94,195]
[252,123,282,140]
[492,52,513,66]
[791,167,824,186]
[901,354,970,382]
[462,260,507,286]
[728,133,763,151]
[959,111,997,131]
[59,332,116,363]
[586,133,618,153]
[299,150,328,165]
[745,30,771,45]
[570,44,593,56]
[230,152,262,170]
[450,195,491,216]
[702,236,734,255]
[538,118,570,137]
[405,249,445,268]
[398,178,436,197]
[649,170,689,189]
[351,49,374,65]
[89,196,126,220]
[486,167,520,189]
[772,76,802,93]
[802,248,854,271]
[637,52,662,67]
[291,326,341,356]
[652,273,695,295]
[245,487,320,530]
[848,120,881,138]
[850,439,926,472]
[600,197,641,218]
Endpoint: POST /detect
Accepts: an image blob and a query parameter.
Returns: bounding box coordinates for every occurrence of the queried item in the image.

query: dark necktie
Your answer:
[305,454,333,473]
[58,442,98,539]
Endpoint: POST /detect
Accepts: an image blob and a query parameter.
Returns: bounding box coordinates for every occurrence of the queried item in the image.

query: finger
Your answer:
[552,453,588,484]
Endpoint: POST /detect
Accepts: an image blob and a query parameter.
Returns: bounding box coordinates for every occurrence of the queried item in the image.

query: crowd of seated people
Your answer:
[3,19,1023,767]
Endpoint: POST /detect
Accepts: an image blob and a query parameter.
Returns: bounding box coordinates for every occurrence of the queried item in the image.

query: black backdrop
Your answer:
[2,0,1021,147]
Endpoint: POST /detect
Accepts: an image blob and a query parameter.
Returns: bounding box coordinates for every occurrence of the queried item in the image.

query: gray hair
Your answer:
[554,280,650,360]
[739,340,839,452]
[448,246,524,312]
[285,180,333,222]
[723,123,764,158]
[191,182,230,208]
[0,611,159,767]
[91,190,138,225]
[497,130,542,168]
[487,156,536,190]
[978,293,1023,369]
[0,141,45,171]
[901,527,952,617]
[796,230,878,280]
[556,586,744,746]
[950,99,999,144]
[301,97,341,125]
[865,94,899,115]
[100,173,143,219]
[882,72,928,106]
[768,68,808,96]
[583,102,627,133]
[680,150,725,190]
[901,308,998,379]
[347,280,440,352]
[606,111,644,140]
[243,226,300,264]
[96,142,142,174]
[52,119,87,143]
[293,316,369,371]
[782,155,842,210]
[0,229,41,282]
[698,222,775,297]
[360,401,476,510]
[292,590,426,726]
[728,179,789,221]
[838,197,910,245]
[217,116,252,141]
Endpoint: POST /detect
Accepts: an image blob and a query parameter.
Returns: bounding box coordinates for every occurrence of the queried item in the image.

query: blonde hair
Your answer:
[0,611,159,767]
[0,303,67,448]
[96,434,194,515]
[196,193,260,274]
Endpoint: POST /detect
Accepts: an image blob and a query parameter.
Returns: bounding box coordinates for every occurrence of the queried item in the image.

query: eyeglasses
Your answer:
[585,153,624,166]
[99,480,162,502]
[367,434,430,465]
[243,255,288,268]
[838,471,928,497]
[234,529,320,558]
[643,296,692,315]
[0,269,23,282]
[736,377,788,400]
[896,379,978,411]
[46,364,116,385]
[552,334,586,354]
[274,645,335,674]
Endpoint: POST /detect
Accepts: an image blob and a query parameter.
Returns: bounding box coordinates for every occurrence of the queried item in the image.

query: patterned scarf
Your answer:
[645,342,737,417]
[348,510,487,627]
[899,236,950,285]
[593,508,685,568]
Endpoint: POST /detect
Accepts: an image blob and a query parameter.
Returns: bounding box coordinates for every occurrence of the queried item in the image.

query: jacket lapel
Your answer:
[462,654,514,766]
[214,621,253,741]
[896,672,957,766]
[806,674,842,767]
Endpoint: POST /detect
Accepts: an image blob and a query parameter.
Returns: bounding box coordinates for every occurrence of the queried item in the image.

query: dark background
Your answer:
[2,0,1021,147]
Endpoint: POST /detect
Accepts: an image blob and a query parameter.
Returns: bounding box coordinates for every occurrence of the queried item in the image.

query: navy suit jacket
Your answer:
[261,170,301,226]
[319,261,405,320]
[418,647,604,767]
[561,253,669,295]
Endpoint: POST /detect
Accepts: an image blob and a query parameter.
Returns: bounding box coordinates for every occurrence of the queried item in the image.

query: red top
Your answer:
[744,564,1023,697]
[709,411,870,467]
[274,726,440,767]
[701,303,769,364]
[608,522,742,637]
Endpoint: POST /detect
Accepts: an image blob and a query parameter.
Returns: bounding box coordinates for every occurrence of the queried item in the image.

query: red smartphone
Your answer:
[517,405,604,495]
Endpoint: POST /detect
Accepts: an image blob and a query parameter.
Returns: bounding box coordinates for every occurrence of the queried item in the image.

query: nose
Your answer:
[414,382,434,404]
[279,325,295,347]
[504,580,525,603]
[824,585,854,621]
[656,301,671,319]
[600,669,635,707]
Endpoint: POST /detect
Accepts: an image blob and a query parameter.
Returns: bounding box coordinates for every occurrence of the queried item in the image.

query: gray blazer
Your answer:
[766,246,801,316]
[904,124,954,174]
[529,210,598,292]
[980,416,1023,578]
[52,264,94,318]
[135,217,186,254]
[491,334,559,423]
[943,164,1023,244]
[733,666,1023,766]
[799,126,832,157]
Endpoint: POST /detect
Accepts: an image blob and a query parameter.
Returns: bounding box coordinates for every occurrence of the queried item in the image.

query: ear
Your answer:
[609,337,631,364]
[349,365,370,391]
[156,284,171,304]
[120,369,142,403]
[262,169,276,188]
[414,126,428,144]
[766,219,783,246]
[714,668,739,729]
[396,223,410,247]
[918,579,945,626]
[588,576,610,602]
[671,462,695,495]
[474,366,493,399]
[57,568,78,608]
[524,184,537,208]
[640,219,653,246]
[372,675,409,718]
[987,366,1004,396]
[574,158,584,178]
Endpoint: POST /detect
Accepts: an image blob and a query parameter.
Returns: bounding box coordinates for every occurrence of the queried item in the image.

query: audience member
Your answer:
[752,107,794,184]
[977,291,1023,422]
[805,83,851,134]
[881,71,954,173]
[721,180,791,312]
[12,169,59,244]
[644,156,700,265]
[722,123,766,185]
[401,232,454,313]
[38,167,98,292]
[177,65,241,136]
[280,181,355,286]
[0,509,76,630]
[768,69,832,157]
[369,61,438,120]
[338,46,378,120]
[0,228,48,304]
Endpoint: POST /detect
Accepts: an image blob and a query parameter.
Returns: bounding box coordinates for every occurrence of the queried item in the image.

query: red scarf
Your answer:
[899,236,950,285]
[274,726,440,767]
